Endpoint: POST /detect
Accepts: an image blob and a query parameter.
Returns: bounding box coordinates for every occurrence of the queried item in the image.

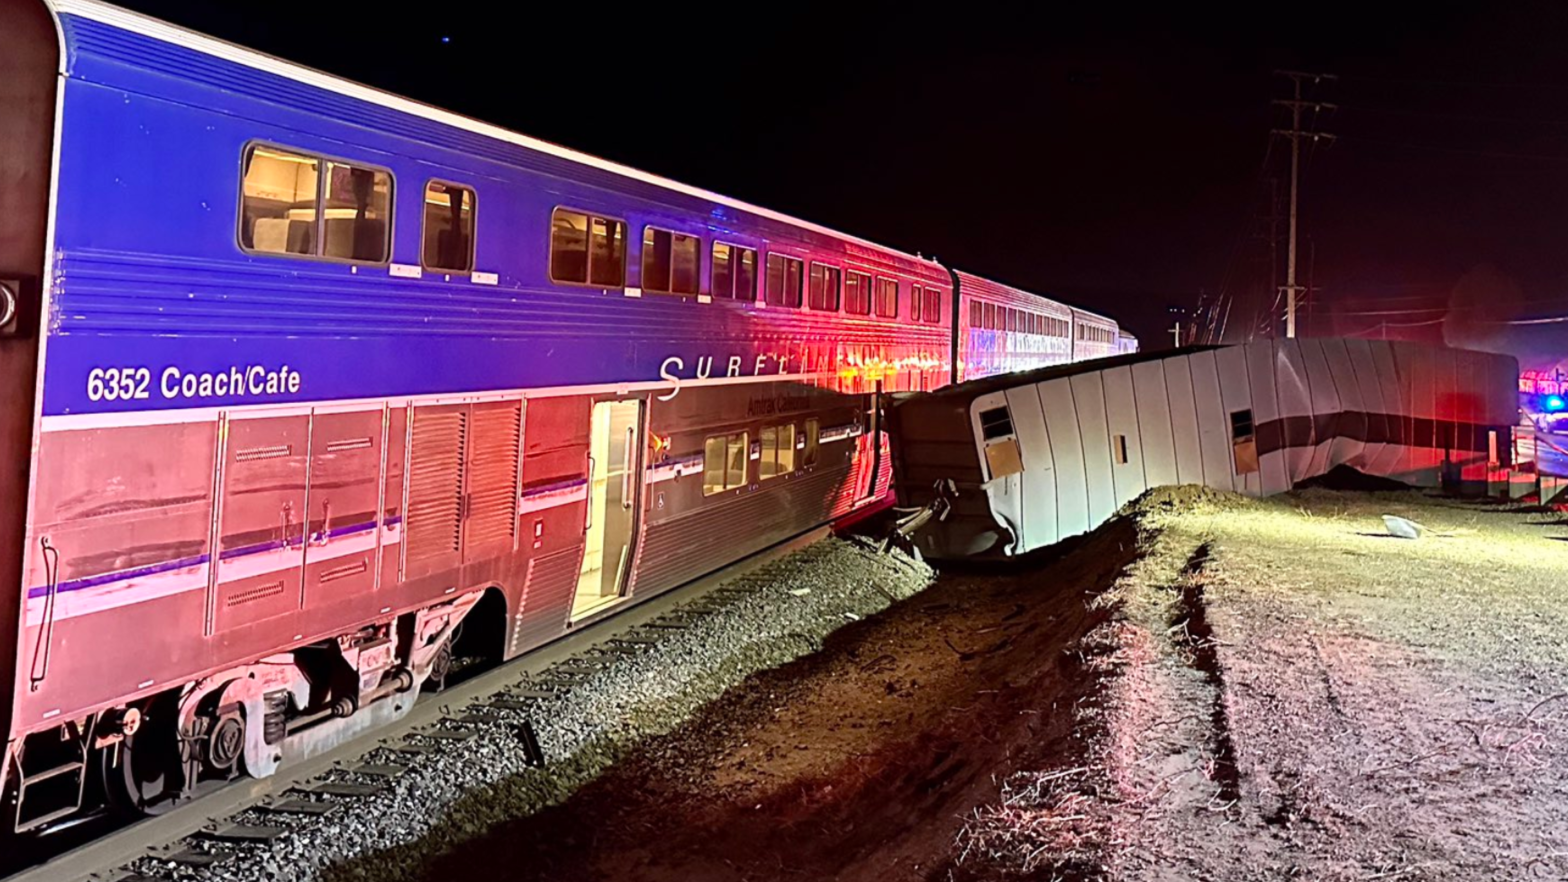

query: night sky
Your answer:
[118,1,1568,364]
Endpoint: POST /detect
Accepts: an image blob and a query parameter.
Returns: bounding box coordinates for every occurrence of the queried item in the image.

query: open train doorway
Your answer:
[572,399,643,621]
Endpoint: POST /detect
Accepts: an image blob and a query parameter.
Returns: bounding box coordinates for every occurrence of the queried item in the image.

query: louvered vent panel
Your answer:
[406,410,467,564]
[466,404,522,552]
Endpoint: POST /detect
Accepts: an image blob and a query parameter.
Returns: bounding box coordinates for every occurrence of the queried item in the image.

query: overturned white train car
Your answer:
[888,339,1519,560]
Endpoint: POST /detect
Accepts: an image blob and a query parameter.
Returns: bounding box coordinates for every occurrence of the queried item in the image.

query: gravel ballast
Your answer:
[124,537,934,882]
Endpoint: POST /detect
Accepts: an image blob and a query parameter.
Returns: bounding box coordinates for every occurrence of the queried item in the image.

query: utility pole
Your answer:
[1272,70,1336,338]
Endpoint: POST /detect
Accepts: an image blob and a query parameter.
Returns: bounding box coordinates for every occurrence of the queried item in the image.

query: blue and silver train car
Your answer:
[0,0,1130,829]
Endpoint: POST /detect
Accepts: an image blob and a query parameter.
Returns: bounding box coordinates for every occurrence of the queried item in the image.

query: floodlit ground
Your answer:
[1101,486,1568,882]
[328,486,1568,882]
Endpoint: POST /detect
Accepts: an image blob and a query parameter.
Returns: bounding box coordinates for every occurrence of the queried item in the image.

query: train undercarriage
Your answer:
[2,589,493,834]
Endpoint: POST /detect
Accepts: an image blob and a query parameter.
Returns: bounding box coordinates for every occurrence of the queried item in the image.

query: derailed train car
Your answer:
[889,339,1519,560]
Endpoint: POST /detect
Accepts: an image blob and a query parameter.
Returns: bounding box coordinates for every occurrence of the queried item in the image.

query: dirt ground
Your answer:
[414,523,1141,882]
[1104,486,1568,882]
[400,485,1568,881]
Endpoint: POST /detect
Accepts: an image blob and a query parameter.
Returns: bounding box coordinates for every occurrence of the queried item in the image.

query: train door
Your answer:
[571,399,642,620]
[211,414,310,633]
[858,381,884,503]
[301,408,384,607]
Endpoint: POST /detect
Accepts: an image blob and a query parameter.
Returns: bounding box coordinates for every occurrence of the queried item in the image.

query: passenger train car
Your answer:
[0,0,1133,830]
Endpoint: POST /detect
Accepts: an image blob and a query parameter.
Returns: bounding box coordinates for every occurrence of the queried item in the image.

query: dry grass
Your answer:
[1094,486,1568,881]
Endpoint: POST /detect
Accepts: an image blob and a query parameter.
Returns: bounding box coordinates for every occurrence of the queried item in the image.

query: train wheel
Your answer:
[424,636,453,694]
[102,698,185,817]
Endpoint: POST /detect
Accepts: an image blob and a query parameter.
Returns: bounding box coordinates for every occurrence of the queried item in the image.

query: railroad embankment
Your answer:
[305,486,1565,881]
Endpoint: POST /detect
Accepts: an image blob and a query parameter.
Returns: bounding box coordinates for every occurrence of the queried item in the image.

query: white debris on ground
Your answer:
[124,537,933,882]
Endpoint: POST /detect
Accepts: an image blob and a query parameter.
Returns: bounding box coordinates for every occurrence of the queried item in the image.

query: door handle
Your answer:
[621,426,635,510]
[584,454,594,532]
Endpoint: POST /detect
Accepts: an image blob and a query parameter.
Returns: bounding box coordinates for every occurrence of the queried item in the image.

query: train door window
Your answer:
[422,181,476,274]
[804,418,820,467]
[923,287,942,323]
[765,254,804,307]
[845,271,872,315]
[590,216,626,285]
[703,431,749,495]
[241,145,321,257]
[809,263,841,311]
[641,227,698,295]
[320,160,392,262]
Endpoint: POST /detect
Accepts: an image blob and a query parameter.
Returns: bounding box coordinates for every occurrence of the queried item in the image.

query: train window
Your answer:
[643,228,672,292]
[642,227,700,295]
[736,247,757,300]
[911,286,924,322]
[804,418,820,467]
[551,208,626,286]
[759,424,797,479]
[672,233,700,293]
[241,145,321,257]
[982,301,995,329]
[320,161,392,262]
[844,271,872,315]
[809,263,841,311]
[970,301,981,326]
[923,287,941,323]
[422,181,475,273]
[711,242,758,300]
[551,210,590,282]
[712,243,732,298]
[703,431,749,495]
[590,217,626,285]
[240,146,392,263]
[874,277,898,318]
[765,254,804,308]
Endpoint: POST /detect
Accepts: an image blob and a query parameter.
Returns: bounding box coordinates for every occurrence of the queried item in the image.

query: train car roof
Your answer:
[45,0,946,272]
[891,344,1223,409]
[952,268,1119,326]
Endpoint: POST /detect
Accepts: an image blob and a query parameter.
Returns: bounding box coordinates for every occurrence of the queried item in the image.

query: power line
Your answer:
[1338,73,1568,91]
[1341,103,1568,128]
[1342,134,1568,164]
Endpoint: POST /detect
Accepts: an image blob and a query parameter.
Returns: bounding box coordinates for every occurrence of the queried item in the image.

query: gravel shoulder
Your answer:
[343,510,1146,881]
[168,485,1568,881]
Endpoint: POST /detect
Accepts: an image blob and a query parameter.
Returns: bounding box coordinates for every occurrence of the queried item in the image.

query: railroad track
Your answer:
[7,529,836,882]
